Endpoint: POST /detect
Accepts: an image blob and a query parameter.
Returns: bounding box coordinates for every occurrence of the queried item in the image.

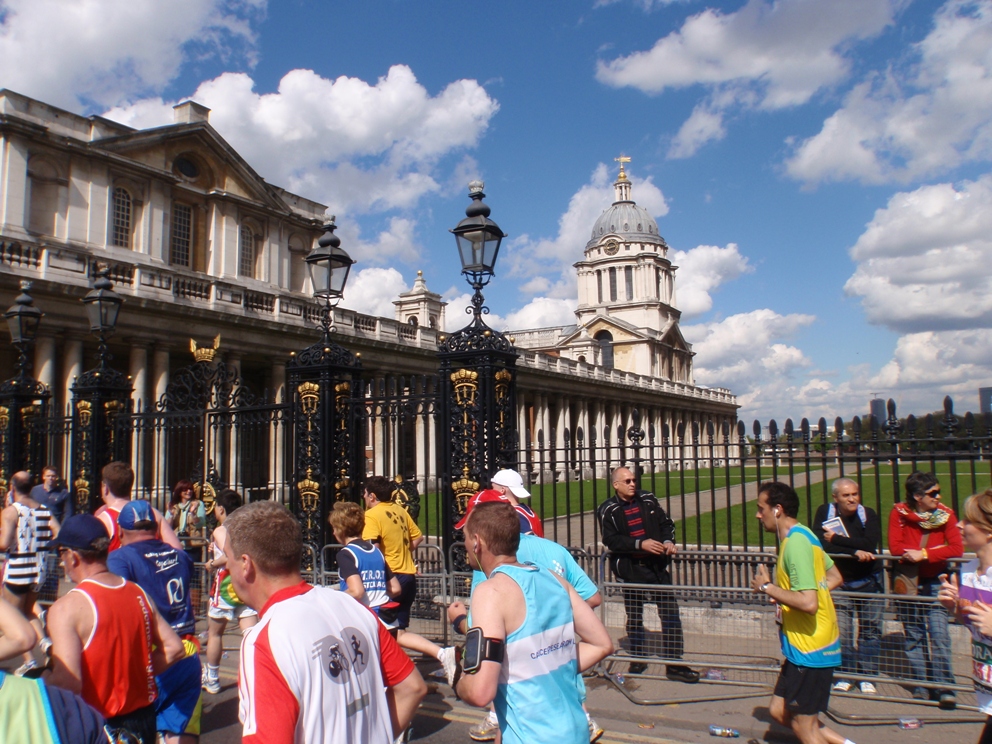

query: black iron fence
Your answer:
[7,378,991,555]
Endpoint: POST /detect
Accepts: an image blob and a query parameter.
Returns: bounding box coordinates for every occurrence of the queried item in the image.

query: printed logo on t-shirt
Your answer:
[311,627,372,682]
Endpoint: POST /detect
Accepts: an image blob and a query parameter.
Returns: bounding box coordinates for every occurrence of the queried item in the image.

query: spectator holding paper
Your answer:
[812,478,882,695]
[938,488,992,744]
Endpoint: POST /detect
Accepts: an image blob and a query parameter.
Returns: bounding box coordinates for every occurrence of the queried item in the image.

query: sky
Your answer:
[2,0,990,423]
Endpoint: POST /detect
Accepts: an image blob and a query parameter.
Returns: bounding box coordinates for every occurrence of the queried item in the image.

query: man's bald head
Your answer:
[11,471,32,496]
[612,467,636,501]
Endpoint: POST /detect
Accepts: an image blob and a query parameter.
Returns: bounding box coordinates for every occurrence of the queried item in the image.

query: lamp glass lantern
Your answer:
[451,180,506,280]
[306,219,355,303]
[4,282,43,346]
[82,268,123,336]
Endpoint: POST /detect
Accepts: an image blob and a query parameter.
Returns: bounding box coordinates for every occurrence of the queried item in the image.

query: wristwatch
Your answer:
[759,582,771,593]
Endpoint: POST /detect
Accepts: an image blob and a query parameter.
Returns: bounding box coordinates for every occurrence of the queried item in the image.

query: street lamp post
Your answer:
[438,182,519,556]
[288,218,363,551]
[0,281,51,487]
[71,266,133,514]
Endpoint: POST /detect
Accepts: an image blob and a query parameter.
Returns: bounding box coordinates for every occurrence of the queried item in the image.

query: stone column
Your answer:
[150,347,169,507]
[34,335,57,396]
[62,336,84,414]
[270,361,286,502]
[128,343,149,492]
[224,352,242,492]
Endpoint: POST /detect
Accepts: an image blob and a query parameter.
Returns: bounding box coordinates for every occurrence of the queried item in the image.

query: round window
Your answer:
[174,157,200,179]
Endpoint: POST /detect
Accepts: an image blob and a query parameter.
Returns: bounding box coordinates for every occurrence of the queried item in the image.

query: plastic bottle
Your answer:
[709,725,740,738]
[613,673,625,686]
[898,718,923,730]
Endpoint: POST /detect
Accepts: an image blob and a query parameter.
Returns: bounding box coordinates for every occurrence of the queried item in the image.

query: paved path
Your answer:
[544,466,842,549]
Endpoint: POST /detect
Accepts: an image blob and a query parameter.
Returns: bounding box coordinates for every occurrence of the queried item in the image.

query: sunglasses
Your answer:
[922,488,941,497]
[619,478,636,484]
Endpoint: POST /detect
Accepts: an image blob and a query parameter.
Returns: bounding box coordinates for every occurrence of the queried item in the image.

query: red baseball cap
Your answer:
[454,489,510,530]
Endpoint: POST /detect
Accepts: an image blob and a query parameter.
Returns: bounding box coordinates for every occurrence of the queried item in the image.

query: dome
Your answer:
[587,201,662,246]
[584,163,666,250]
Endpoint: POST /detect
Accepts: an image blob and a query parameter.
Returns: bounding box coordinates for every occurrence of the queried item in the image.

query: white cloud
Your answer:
[104,66,499,218]
[668,104,726,159]
[844,175,992,332]
[787,0,992,184]
[339,267,408,318]
[338,217,421,266]
[504,163,668,299]
[0,0,263,109]
[597,0,900,156]
[671,243,752,317]
[505,298,578,330]
[685,309,818,418]
[594,0,694,9]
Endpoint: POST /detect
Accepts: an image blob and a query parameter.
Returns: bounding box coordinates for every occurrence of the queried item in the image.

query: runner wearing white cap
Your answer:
[490,470,543,537]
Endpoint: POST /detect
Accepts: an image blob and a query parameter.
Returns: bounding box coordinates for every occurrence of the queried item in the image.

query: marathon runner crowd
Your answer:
[1,461,992,744]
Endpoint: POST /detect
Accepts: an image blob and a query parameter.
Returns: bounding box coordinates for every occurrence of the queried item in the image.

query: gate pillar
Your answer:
[437,313,518,556]
[286,338,363,551]
[0,282,50,489]
[70,268,133,514]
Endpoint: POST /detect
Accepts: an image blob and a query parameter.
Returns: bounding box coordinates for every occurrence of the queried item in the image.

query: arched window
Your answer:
[595,330,614,370]
[171,203,192,267]
[624,266,634,301]
[408,316,418,326]
[239,224,256,278]
[608,268,617,302]
[596,270,603,303]
[111,187,132,248]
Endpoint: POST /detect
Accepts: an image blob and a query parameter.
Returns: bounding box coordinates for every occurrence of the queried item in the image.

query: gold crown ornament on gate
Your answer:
[190,335,221,363]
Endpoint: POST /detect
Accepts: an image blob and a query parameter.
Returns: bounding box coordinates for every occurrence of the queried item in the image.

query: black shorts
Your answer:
[773,660,835,716]
[394,573,418,630]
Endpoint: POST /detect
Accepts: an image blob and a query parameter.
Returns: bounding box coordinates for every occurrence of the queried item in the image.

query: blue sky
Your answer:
[3,0,991,421]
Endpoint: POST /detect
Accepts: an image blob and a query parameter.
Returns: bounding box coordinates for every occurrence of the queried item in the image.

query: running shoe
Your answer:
[202,676,222,694]
[588,717,604,743]
[437,646,458,687]
[831,680,853,693]
[469,712,499,742]
[859,681,877,695]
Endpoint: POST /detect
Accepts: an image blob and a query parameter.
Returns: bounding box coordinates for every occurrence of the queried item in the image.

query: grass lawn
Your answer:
[676,462,992,550]
[415,465,815,537]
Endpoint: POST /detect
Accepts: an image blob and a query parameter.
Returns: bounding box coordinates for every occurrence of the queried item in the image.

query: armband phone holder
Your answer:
[462,627,505,675]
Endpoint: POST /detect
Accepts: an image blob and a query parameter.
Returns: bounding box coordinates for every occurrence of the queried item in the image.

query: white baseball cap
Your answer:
[491,469,531,499]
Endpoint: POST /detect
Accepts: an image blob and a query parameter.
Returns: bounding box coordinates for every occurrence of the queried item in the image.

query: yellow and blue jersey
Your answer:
[776,524,841,668]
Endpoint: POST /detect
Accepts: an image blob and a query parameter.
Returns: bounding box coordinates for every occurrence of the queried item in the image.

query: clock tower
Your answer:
[564,159,692,381]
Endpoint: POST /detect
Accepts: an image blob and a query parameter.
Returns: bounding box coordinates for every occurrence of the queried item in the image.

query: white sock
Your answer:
[843,739,856,744]
[487,709,498,724]
[207,664,220,680]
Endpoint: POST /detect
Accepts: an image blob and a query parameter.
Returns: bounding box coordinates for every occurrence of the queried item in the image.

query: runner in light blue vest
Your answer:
[453,502,613,744]
[490,563,586,744]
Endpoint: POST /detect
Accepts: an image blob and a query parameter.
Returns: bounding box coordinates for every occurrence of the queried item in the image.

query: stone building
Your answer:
[0,89,737,506]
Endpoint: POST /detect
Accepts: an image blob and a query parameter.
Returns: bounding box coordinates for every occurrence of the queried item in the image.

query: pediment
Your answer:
[95,123,290,212]
[660,322,692,353]
[558,315,652,346]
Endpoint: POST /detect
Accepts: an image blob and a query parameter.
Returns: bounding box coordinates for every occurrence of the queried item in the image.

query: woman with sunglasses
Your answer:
[888,471,962,707]
[938,488,992,744]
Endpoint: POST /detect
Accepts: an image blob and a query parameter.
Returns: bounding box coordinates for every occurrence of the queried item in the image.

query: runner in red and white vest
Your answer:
[223,500,427,743]
[93,462,181,552]
[46,514,186,744]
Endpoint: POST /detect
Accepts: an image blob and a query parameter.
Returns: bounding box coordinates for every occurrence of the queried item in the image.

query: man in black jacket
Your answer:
[596,466,699,682]
[811,477,882,695]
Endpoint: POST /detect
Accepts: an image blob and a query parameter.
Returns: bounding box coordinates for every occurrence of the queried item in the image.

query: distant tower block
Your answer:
[980,387,992,415]
[869,397,886,422]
